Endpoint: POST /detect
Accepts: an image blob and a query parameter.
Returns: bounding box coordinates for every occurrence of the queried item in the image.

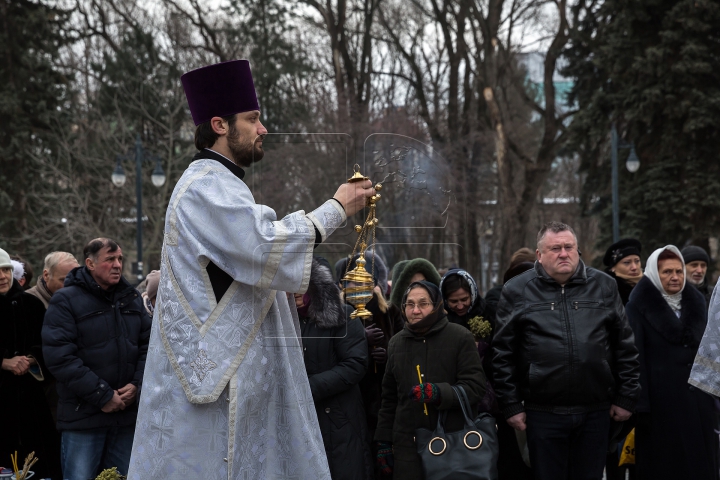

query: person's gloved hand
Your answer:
[371,347,387,364]
[376,442,394,475]
[365,323,385,346]
[409,383,441,404]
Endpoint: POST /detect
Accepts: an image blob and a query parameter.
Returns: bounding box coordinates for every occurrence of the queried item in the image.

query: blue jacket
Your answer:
[42,266,151,431]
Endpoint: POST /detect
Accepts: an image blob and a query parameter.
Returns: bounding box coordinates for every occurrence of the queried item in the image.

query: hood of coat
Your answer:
[628,275,707,347]
[307,257,346,329]
[389,258,441,307]
[64,265,134,299]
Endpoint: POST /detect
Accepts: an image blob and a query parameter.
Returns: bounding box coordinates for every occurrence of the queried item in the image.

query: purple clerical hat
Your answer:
[181,60,260,126]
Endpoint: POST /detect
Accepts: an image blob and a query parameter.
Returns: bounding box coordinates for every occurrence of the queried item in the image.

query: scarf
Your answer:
[615,271,643,287]
[644,245,685,312]
[402,281,445,334]
[35,278,53,305]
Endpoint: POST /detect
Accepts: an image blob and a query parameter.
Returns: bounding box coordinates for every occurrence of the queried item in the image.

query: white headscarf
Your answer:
[644,245,686,312]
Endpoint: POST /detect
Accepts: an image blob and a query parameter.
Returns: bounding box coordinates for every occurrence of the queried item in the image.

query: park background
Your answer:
[1,0,719,291]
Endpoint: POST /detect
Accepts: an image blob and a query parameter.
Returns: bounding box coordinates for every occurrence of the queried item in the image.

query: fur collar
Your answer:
[307,258,346,329]
[628,276,707,347]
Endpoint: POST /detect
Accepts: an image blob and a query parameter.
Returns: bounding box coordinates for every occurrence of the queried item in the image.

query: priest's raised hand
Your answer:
[333,179,374,216]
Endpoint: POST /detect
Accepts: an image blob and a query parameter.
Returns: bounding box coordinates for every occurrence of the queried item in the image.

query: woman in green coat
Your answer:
[374,281,486,479]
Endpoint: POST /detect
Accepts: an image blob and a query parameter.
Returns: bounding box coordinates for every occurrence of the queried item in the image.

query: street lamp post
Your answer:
[111,134,166,281]
[611,123,640,243]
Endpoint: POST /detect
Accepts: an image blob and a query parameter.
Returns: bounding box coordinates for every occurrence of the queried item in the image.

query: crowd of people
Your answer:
[2,221,718,480]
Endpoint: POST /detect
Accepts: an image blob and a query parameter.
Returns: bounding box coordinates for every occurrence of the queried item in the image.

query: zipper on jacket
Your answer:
[560,286,575,402]
[551,303,555,310]
[75,400,82,411]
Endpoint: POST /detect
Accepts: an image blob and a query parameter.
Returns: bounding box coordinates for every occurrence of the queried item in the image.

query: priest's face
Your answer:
[228,110,267,167]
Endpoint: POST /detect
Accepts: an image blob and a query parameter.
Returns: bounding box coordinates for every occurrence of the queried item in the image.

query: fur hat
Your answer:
[308,257,345,329]
[10,259,25,281]
[0,248,12,269]
[390,258,441,307]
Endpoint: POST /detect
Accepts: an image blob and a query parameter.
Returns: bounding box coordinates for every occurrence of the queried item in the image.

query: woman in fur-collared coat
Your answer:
[626,246,718,480]
[296,258,373,480]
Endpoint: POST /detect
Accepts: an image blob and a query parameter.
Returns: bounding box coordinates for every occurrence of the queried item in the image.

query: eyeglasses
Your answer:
[404,301,433,311]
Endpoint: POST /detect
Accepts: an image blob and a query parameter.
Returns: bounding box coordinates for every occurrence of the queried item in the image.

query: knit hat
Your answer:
[681,245,710,265]
[0,248,11,269]
[145,270,161,301]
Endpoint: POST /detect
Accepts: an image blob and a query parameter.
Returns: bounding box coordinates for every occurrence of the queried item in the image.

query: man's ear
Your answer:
[210,116,228,136]
[85,257,94,271]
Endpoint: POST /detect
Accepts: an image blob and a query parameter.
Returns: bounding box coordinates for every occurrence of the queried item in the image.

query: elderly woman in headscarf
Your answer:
[625,245,718,480]
[374,281,485,479]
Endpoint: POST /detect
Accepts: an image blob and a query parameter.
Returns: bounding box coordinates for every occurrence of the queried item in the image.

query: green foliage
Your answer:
[0,0,70,262]
[95,467,126,480]
[564,0,720,253]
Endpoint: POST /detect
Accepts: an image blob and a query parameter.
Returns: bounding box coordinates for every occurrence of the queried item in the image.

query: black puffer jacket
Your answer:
[42,267,151,431]
[492,260,640,418]
[300,258,373,480]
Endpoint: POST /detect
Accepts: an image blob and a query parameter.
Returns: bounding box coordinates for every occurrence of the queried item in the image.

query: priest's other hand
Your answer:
[334,179,374,216]
[507,412,526,431]
[118,383,138,407]
[102,391,127,413]
[610,404,632,422]
[1,355,31,375]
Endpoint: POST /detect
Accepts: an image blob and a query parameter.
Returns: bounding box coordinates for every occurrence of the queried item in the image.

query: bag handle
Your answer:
[452,385,476,428]
[432,385,476,435]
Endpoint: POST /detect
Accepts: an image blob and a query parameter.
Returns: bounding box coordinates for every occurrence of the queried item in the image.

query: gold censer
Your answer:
[342,164,382,319]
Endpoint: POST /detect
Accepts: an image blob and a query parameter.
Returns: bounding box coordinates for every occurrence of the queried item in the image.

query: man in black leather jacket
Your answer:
[493,222,640,480]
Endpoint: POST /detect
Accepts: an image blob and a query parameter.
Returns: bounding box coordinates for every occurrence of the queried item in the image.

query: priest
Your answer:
[128,60,373,479]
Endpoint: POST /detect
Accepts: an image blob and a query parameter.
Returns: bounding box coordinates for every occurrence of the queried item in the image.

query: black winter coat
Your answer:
[0,281,62,479]
[301,259,373,480]
[375,317,486,480]
[492,261,640,419]
[42,267,151,431]
[626,277,718,480]
[357,294,403,442]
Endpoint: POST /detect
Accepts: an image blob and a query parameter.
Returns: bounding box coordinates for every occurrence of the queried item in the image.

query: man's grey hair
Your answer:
[44,252,79,275]
[537,221,577,248]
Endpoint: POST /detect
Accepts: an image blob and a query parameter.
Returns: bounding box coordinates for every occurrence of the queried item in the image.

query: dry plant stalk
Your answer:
[17,452,38,480]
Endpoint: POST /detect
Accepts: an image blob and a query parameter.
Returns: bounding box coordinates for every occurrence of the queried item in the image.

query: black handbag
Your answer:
[415,385,499,480]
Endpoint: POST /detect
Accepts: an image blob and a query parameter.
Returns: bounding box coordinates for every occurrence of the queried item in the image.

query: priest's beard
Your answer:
[227,125,264,167]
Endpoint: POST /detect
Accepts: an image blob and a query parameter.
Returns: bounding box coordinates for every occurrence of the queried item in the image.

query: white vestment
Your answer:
[128,156,345,479]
